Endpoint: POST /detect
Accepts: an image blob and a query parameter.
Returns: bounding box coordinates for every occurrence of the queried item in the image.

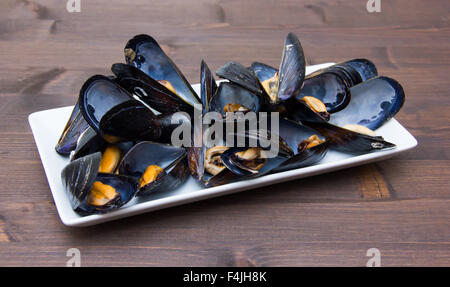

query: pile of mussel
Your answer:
[57,33,404,216]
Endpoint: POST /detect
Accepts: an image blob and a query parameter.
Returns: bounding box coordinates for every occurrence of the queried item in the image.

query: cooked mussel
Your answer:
[112,63,195,114]
[61,152,138,215]
[209,82,262,116]
[296,59,378,113]
[221,146,287,176]
[124,34,201,108]
[79,75,167,143]
[216,127,294,176]
[220,119,329,175]
[250,32,306,105]
[286,95,396,153]
[118,142,189,196]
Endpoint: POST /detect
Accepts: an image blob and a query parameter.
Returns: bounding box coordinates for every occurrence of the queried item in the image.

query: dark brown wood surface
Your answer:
[0,0,449,266]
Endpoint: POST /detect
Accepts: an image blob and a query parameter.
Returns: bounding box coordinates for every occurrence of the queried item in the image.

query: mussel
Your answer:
[204,130,294,187]
[250,32,306,106]
[286,76,404,153]
[273,119,329,172]
[79,75,159,143]
[79,74,191,145]
[296,59,378,114]
[209,82,262,116]
[219,119,329,176]
[253,58,377,117]
[61,152,138,215]
[112,63,195,114]
[328,76,405,130]
[124,34,201,108]
[118,141,189,196]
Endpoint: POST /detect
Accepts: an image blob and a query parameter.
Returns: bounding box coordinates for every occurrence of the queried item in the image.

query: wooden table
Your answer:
[0,0,448,266]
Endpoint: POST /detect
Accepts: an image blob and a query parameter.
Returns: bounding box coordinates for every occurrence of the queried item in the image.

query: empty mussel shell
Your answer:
[118,142,189,196]
[61,152,139,215]
[329,76,405,130]
[55,101,90,155]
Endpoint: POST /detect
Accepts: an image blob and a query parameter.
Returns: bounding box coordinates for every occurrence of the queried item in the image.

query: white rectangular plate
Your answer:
[28,63,417,227]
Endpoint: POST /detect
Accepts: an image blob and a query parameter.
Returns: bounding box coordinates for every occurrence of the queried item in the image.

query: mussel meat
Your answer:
[118,141,189,196]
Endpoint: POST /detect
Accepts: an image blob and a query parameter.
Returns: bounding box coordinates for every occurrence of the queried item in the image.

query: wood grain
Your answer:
[0,0,449,266]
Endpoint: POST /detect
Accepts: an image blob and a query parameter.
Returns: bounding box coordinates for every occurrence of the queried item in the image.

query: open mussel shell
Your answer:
[70,127,135,174]
[329,76,405,130]
[297,59,378,113]
[124,34,200,107]
[249,33,305,106]
[218,128,294,176]
[251,62,278,87]
[112,63,194,114]
[273,119,329,172]
[216,61,262,94]
[209,82,262,116]
[187,60,216,181]
[79,75,164,143]
[287,100,396,153]
[298,69,352,114]
[221,147,288,176]
[55,101,90,155]
[61,152,138,215]
[118,142,189,196]
[308,121,395,153]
